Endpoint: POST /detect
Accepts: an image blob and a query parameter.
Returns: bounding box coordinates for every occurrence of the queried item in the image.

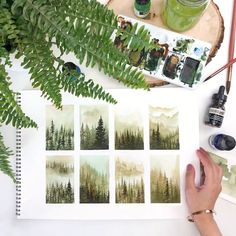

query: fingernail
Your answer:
[187,164,193,171]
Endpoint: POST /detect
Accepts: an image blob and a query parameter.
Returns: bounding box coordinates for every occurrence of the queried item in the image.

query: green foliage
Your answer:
[0,64,37,128]
[0,0,154,128]
[0,0,154,180]
[0,131,15,182]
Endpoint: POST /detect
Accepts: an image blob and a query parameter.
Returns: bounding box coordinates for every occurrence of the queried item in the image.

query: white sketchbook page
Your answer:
[18,88,199,220]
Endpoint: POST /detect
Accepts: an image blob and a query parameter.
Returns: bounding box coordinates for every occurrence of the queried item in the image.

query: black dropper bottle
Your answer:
[205,86,227,128]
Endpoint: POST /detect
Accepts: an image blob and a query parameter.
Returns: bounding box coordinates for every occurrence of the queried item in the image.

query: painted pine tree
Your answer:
[95,116,108,149]
[46,120,74,150]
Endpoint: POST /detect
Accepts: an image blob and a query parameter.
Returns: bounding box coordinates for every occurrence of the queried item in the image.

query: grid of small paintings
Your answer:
[45,103,181,204]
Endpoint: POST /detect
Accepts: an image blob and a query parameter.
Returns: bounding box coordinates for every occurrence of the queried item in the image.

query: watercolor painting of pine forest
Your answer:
[80,156,109,203]
[46,105,74,150]
[149,106,179,150]
[115,106,144,150]
[116,156,144,203]
[209,152,236,200]
[46,156,74,203]
[80,105,109,150]
[151,155,180,203]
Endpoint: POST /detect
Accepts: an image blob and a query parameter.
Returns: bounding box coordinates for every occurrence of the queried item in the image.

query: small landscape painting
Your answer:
[116,156,145,203]
[46,105,74,150]
[80,105,109,150]
[149,106,179,150]
[80,155,109,203]
[115,105,144,150]
[46,156,74,204]
[150,155,180,203]
[209,152,236,200]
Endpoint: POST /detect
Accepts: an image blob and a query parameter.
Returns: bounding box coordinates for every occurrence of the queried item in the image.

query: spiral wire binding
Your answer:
[16,93,21,216]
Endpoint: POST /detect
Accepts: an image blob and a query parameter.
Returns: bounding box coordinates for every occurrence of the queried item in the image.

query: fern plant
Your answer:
[0,130,16,182]
[0,0,155,180]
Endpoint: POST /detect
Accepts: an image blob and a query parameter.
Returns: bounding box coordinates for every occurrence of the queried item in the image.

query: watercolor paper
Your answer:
[17,89,199,219]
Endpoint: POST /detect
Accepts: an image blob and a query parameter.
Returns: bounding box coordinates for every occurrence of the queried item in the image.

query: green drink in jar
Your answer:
[162,0,210,32]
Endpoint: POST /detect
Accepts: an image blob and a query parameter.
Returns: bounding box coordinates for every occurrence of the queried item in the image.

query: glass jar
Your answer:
[134,0,151,18]
[162,0,210,32]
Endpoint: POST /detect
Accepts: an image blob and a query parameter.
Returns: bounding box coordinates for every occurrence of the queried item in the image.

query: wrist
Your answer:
[193,212,215,225]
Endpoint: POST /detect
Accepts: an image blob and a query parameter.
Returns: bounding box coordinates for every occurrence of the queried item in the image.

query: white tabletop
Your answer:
[1,0,236,235]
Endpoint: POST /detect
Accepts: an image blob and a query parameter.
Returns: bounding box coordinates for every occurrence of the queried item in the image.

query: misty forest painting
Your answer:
[149,106,179,150]
[46,156,74,204]
[116,156,144,203]
[80,105,109,150]
[80,155,109,203]
[115,106,144,150]
[46,105,74,150]
[151,155,180,203]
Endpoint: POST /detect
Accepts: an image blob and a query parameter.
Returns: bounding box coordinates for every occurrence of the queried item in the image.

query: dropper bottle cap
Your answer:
[213,86,227,102]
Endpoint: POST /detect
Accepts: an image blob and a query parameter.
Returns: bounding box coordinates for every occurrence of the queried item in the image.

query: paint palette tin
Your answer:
[114,16,212,89]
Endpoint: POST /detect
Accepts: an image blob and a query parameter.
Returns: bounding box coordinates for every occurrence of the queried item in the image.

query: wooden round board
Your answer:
[107,0,225,86]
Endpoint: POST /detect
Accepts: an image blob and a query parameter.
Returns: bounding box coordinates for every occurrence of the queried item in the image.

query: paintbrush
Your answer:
[204,57,236,81]
[226,0,236,94]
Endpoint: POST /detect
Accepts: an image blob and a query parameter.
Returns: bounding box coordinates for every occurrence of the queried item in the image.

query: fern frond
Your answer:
[12,0,150,90]
[0,5,20,51]
[0,64,37,128]
[47,0,152,51]
[61,70,117,104]
[0,130,15,182]
[18,36,63,108]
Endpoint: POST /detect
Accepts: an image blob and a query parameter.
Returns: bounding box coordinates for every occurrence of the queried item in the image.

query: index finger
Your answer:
[196,148,215,185]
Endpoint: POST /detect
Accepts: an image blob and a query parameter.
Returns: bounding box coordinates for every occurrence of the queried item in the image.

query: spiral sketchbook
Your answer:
[16,89,199,220]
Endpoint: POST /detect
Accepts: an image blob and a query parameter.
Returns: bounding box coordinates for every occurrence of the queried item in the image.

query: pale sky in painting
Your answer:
[115,105,143,132]
[80,155,109,175]
[149,106,178,118]
[46,156,74,165]
[46,105,74,130]
[151,155,179,178]
[80,105,108,128]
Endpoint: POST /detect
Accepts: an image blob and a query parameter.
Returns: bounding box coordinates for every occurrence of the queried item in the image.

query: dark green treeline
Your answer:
[46,120,74,150]
[116,178,144,203]
[80,116,109,150]
[46,180,74,203]
[115,129,144,150]
[150,124,179,150]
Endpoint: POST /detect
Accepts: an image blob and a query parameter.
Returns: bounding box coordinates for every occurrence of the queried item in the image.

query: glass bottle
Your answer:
[134,0,151,18]
[205,86,227,128]
[162,0,210,32]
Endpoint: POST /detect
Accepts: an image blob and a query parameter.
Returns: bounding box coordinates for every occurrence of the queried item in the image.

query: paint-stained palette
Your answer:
[113,15,211,88]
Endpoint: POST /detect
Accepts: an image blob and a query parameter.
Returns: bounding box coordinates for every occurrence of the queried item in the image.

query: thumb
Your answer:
[185,164,196,192]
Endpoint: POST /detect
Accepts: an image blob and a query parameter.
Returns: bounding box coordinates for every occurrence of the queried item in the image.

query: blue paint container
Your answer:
[63,62,81,81]
[209,134,236,151]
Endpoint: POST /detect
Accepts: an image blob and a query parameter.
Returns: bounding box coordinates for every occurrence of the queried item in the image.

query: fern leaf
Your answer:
[61,68,117,104]
[12,0,150,90]
[0,63,37,128]
[0,130,15,182]
[19,36,62,108]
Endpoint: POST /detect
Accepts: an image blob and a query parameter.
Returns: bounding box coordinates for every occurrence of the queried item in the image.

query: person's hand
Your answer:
[185,147,223,236]
[185,147,223,214]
